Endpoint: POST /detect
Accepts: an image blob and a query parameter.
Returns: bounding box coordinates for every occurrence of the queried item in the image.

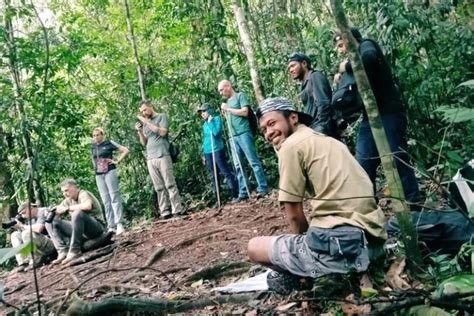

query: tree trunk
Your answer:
[123,0,147,100]
[3,0,44,205]
[230,0,265,103]
[329,0,422,274]
[213,0,236,81]
[0,127,17,221]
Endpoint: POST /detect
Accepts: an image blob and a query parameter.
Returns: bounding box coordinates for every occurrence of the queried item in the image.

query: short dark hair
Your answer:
[139,100,153,108]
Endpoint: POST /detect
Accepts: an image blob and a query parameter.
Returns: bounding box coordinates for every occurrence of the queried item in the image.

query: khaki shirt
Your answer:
[278,125,386,240]
[60,190,103,221]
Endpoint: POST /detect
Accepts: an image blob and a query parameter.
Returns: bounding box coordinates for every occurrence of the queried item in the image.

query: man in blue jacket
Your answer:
[198,103,239,204]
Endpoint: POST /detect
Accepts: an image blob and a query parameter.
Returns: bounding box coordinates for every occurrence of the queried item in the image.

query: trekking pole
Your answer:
[209,127,221,208]
[221,105,251,198]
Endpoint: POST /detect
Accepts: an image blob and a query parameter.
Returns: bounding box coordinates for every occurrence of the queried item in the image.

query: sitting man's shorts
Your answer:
[268,225,370,278]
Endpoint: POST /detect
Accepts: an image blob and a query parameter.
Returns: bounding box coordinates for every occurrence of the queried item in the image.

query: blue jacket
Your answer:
[201,108,224,154]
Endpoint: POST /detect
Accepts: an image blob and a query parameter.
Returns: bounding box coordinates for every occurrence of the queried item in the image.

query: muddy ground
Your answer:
[3,195,327,315]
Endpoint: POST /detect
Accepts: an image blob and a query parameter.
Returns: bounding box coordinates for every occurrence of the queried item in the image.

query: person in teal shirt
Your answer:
[218,80,269,201]
[198,103,238,204]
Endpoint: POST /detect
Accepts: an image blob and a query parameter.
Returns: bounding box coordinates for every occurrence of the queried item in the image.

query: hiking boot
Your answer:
[51,252,67,265]
[61,251,82,265]
[266,271,301,295]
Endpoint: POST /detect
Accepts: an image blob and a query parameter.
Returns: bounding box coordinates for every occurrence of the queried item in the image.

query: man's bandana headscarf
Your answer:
[257,97,313,126]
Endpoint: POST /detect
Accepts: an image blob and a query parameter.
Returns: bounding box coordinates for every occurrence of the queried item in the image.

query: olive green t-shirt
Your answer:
[227,92,251,136]
[60,190,104,221]
[277,125,386,240]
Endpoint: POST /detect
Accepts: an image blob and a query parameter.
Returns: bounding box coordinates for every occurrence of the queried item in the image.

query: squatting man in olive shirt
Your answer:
[247,97,386,293]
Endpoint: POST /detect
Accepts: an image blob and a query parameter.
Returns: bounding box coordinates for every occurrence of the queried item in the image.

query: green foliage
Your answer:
[0,242,34,265]
[0,0,472,223]
[426,242,474,285]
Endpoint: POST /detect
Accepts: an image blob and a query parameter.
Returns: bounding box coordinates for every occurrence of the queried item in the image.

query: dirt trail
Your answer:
[3,196,292,314]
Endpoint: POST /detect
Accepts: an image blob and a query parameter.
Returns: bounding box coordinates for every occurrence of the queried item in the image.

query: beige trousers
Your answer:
[147,155,183,215]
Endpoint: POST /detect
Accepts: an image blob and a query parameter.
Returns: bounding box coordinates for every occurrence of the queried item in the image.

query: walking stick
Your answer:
[209,125,221,208]
[221,105,251,199]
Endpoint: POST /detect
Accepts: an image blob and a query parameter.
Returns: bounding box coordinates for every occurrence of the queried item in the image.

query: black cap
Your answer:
[288,52,311,69]
[257,97,313,126]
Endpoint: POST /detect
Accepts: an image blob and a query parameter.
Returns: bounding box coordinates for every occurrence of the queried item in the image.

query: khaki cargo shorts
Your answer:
[268,225,370,278]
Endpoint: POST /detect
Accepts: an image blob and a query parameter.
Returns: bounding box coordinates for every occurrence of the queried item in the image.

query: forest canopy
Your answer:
[0,0,473,222]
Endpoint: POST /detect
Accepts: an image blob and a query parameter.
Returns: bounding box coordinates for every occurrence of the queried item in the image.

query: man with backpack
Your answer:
[287,52,338,139]
[135,100,184,218]
[218,80,269,202]
[334,28,421,210]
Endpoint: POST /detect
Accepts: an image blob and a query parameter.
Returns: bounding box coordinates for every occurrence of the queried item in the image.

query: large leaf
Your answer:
[458,79,474,89]
[435,105,474,123]
[0,242,35,264]
[434,274,474,299]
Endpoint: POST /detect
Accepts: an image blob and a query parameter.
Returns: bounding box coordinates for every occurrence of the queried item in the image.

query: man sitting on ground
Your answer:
[46,178,107,265]
[247,97,386,293]
[10,202,56,271]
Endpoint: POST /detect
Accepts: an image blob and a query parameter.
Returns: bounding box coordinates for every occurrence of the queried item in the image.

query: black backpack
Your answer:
[387,210,474,255]
[247,106,259,138]
[235,92,259,138]
[331,71,363,123]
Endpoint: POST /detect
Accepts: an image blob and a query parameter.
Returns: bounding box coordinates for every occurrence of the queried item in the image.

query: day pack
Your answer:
[331,71,363,123]
[169,142,179,163]
[247,107,259,138]
[236,92,258,138]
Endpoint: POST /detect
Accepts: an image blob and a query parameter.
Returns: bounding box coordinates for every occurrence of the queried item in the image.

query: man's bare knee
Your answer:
[248,236,273,264]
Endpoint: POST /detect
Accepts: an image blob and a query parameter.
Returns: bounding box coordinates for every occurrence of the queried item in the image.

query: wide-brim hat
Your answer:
[257,97,313,126]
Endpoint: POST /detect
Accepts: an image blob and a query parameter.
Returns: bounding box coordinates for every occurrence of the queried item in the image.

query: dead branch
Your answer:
[65,293,257,316]
[63,245,115,267]
[4,283,27,296]
[183,261,252,284]
[142,246,166,269]
[173,227,227,248]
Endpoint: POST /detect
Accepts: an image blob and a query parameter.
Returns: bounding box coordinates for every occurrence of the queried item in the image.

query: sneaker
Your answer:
[116,223,125,235]
[61,251,82,265]
[266,271,301,295]
[12,263,28,273]
[51,252,67,265]
[107,227,116,234]
[231,196,249,204]
[161,210,172,219]
[256,191,269,199]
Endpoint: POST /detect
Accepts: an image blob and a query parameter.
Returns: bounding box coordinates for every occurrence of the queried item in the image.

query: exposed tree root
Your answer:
[183,261,252,284]
[63,245,115,267]
[65,293,257,316]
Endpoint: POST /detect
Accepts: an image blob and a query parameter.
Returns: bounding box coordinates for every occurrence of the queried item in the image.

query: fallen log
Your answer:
[66,293,258,316]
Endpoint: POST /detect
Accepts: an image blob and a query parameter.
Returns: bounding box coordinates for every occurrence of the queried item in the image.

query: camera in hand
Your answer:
[2,214,26,229]
[45,206,57,224]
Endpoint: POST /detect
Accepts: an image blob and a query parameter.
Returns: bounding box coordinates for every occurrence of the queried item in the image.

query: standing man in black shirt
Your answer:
[334,28,421,209]
[287,52,338,138]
